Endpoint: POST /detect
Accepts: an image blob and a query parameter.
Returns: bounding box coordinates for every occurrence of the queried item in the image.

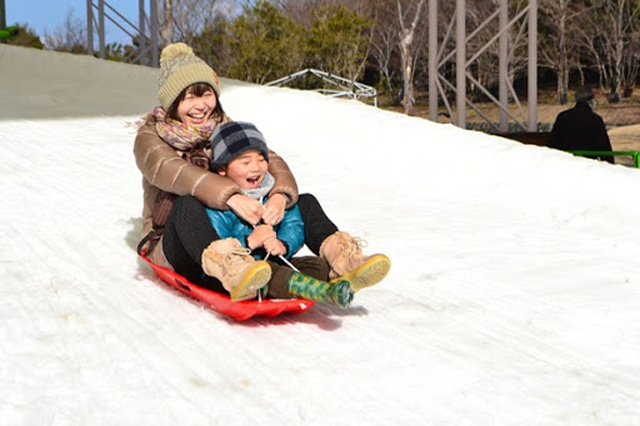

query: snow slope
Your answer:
[2,48,640,425]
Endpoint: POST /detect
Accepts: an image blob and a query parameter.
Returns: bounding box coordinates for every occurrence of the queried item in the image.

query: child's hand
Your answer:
[247,225,277,250]
[263,237,286,256]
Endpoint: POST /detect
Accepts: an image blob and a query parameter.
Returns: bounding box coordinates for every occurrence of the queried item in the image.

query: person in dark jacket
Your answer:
[548,85,614,163]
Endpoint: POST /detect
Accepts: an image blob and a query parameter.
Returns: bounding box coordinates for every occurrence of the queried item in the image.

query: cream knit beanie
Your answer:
[157,43,220,110]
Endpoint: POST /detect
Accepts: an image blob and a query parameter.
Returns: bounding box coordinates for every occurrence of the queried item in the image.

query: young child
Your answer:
[202,121,354,307]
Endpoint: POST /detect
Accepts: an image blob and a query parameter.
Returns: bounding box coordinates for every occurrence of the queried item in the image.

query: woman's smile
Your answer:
[186,111,208,126]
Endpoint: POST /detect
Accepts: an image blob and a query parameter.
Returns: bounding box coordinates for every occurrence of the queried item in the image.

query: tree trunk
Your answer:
[397,0,425,115]
[160,0,174,46]
[400,30,414,113]
[557,4,569,105]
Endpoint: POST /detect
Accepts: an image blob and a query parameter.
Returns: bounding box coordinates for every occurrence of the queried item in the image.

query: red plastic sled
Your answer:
[141,256,315,321]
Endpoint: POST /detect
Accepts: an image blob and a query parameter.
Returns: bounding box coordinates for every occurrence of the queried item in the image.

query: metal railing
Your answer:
[86,0,159,67]
[266,68,378,106]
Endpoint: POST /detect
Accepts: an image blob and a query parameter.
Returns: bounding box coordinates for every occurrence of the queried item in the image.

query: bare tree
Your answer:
[539,0,577,104]
[397,0,426,114]
[622,31,640,96]
[44,9,87,53]
[159,0,174,45]
[159,0,232,44]
[272,0,325,26]
[273,0,373,25]
[369,0,401,102]
[576,0,640,102]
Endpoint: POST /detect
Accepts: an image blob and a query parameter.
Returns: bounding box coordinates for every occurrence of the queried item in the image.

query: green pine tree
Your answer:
[227,1,305,84]
[305,5,373,83]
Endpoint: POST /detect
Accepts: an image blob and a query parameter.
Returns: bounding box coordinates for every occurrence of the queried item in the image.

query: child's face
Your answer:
[177,86,217,127]
[219,150,268,190]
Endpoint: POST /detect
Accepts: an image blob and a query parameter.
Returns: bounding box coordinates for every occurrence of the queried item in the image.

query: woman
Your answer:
[134,43,389,300]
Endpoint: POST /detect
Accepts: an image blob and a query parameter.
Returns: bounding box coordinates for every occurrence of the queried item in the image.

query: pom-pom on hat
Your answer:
[157,42,220,110]
[211,122,270,171]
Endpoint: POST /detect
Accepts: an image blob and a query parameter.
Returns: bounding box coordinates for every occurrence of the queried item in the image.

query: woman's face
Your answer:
[177,86,217,127]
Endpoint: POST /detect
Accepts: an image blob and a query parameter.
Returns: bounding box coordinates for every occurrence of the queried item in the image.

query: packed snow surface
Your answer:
[2,52,640,425]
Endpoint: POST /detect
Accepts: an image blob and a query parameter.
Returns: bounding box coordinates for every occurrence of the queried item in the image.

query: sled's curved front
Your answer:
[141,256,315,321]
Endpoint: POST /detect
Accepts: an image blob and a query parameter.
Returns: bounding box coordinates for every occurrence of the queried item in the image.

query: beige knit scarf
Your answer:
[152,107,224,170]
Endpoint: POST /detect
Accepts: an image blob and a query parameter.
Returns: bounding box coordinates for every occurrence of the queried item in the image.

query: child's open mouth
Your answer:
[246,176,261,188]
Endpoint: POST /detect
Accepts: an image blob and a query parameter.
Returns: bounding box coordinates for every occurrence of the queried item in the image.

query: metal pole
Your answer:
[499,0,508,132]
[428,0,438,121]
[0,0,6,44]
[98,0,105,59]
[150,0,159,67]
[139,0,147,65]
[86,0,94,55]
[528,0,538,131]
[0,0,6,30]
[456,0,466,128]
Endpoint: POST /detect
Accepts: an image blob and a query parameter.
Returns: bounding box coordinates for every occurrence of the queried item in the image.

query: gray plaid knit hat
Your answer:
[211,121,270,170]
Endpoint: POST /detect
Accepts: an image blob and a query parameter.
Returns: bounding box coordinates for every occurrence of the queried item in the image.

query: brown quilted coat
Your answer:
[134,114,298,267]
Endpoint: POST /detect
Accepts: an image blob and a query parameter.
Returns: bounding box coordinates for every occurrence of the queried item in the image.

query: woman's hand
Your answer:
[227,194,263,226]
[262,193,287,226]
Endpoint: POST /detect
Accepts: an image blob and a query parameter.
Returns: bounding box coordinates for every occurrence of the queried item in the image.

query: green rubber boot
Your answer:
[287,272,354,308]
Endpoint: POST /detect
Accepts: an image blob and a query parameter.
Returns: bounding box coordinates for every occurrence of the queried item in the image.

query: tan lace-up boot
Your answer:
[319,231,391,292]
[201,238,272,301]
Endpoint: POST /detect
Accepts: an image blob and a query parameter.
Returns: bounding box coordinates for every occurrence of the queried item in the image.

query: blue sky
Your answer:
[6,0,139,44]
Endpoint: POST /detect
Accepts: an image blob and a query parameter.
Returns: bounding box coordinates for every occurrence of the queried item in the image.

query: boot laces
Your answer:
[222,247,254,276]
[341,235,368,259]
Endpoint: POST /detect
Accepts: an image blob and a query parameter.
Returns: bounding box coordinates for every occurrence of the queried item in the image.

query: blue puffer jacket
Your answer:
[206,197,304,259]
